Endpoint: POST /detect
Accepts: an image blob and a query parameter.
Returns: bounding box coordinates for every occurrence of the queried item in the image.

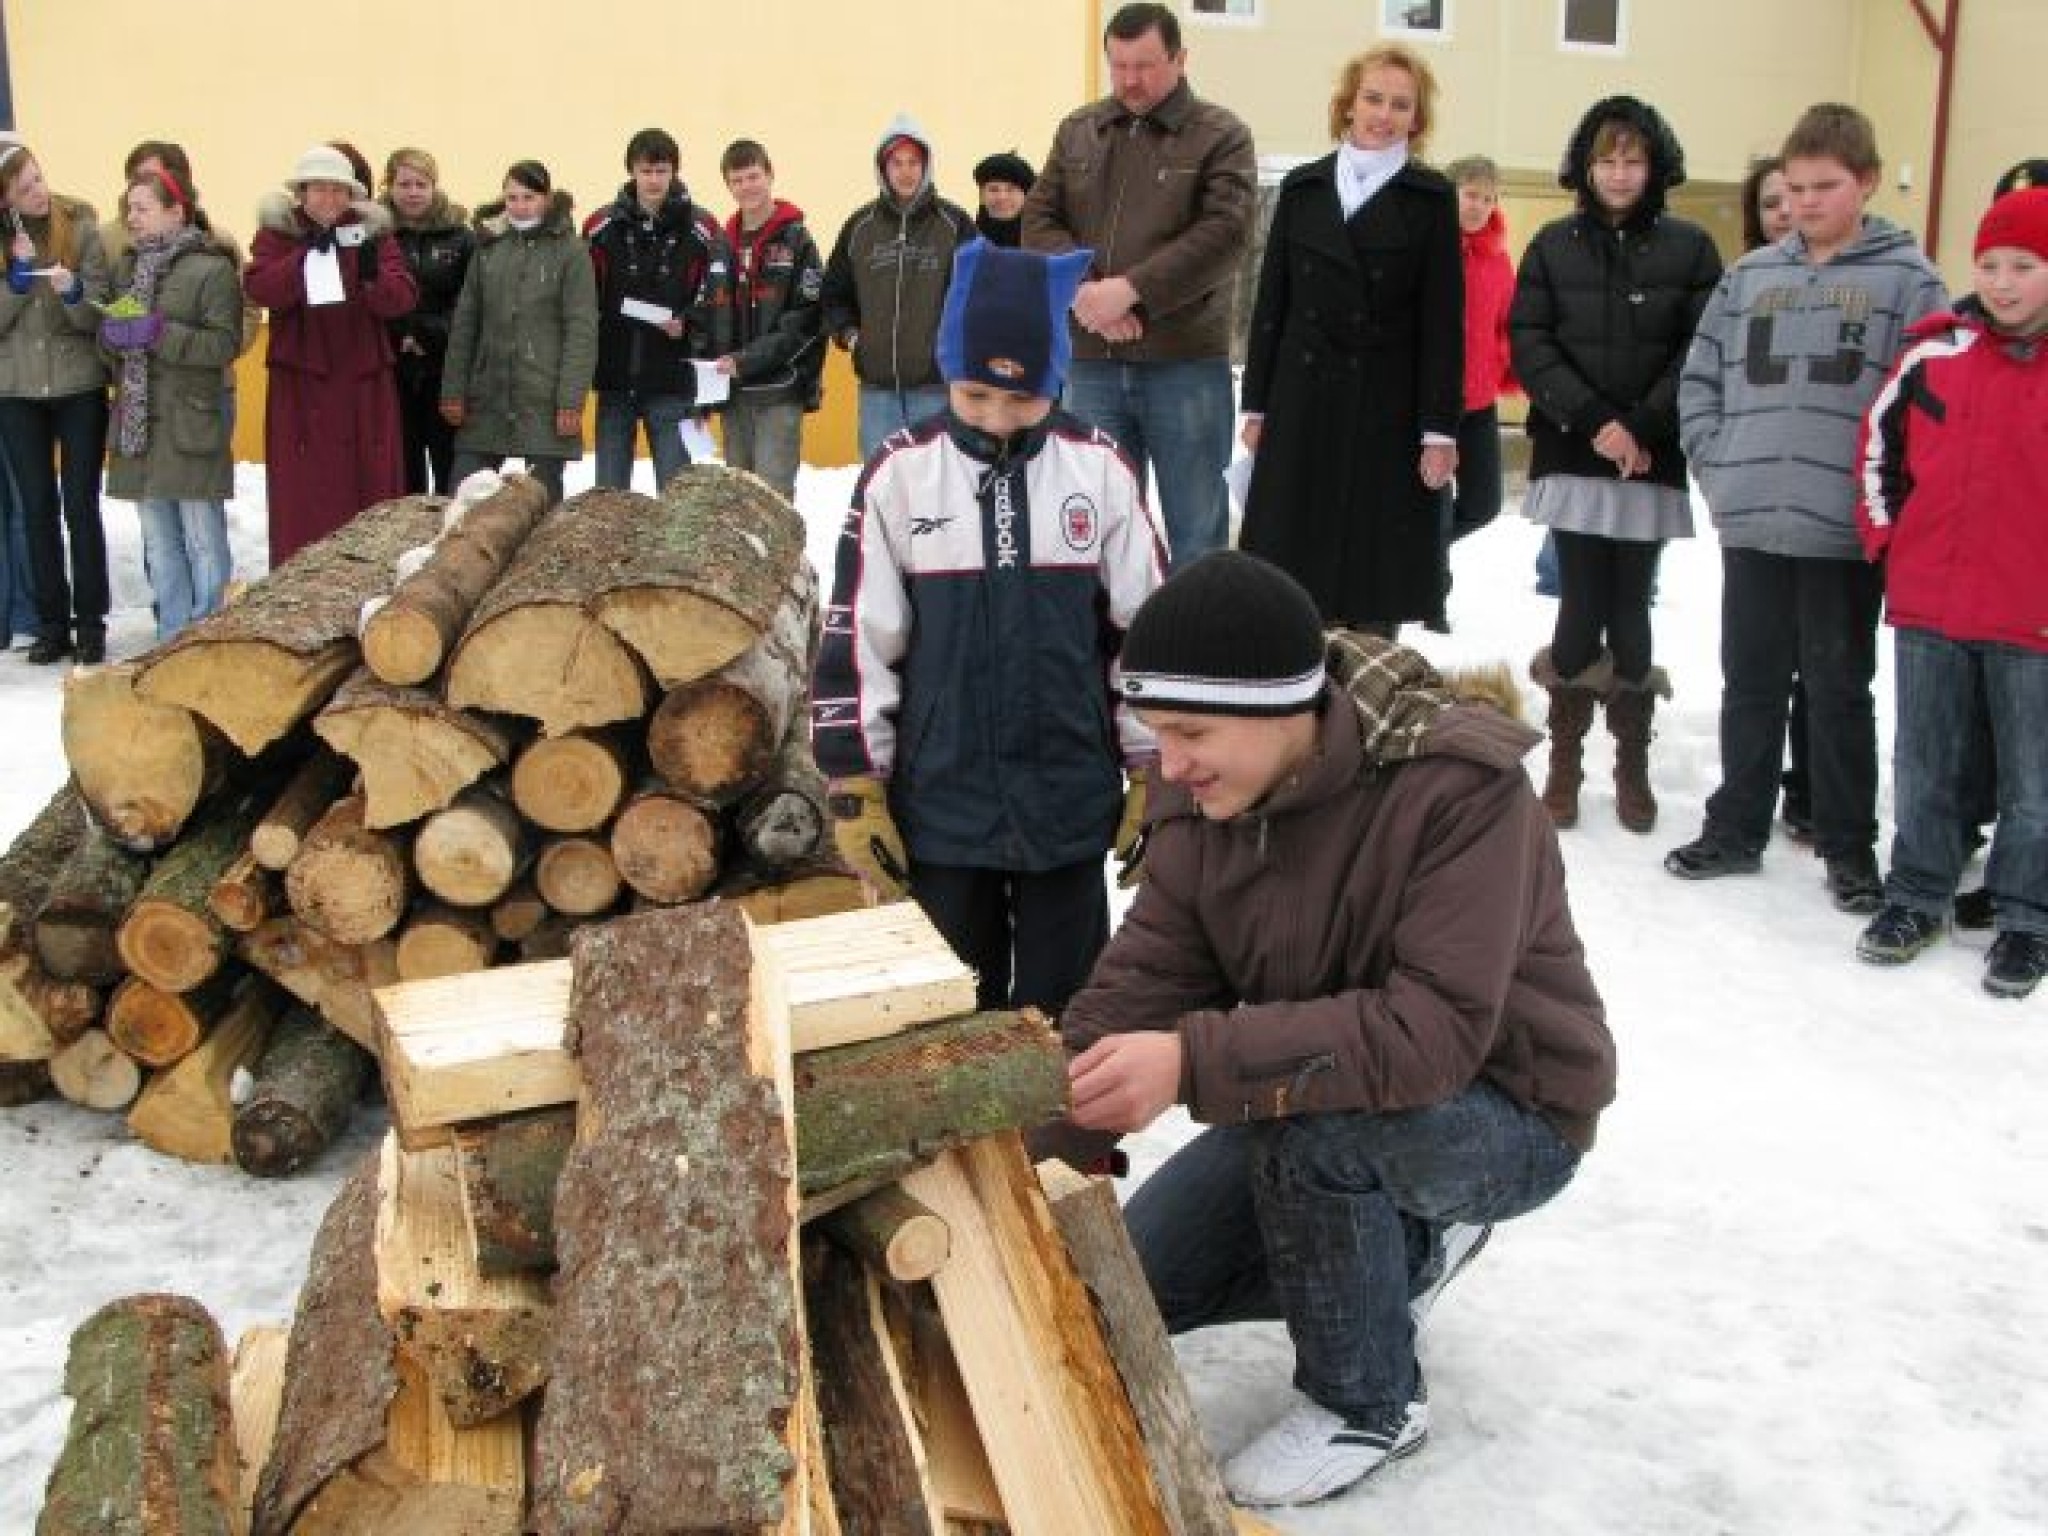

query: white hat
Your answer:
[284,144,365,198]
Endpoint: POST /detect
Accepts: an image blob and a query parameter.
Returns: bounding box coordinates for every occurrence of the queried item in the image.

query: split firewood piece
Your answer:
[237,917,395,1050]
[902,1134,1176,1536]
[48,1027,142,1111]
[508,727,631,833]
[61,662,228,852]
[136,495,446,755]
[37,1293,239,1536]
[359,472,551,686]
[443,500,651,736]
[0,1060,52,1105]
[33,823,149,985]
[644,557,817,805]
[532,904,803,1535]
[590,467,808,687]
[0,784,103,1049]
[231,1006,372,1178]
[532,833,621,917]
[412,786,526,909]
[117,784,269,993]
[0,977,57,1065]
[105,964,245,1069]
[608,782,719,905]
[285,794,410,945]
[312,668,519,830]
[486,875,546,942]
[732,720,830,870]
[1040,1160,1238,1536]
[129,979,283,1163]
[715,851,872,924]
[208,849,280,934]
[249,751,355,872]
[393,901,498,981]
[805,1237,945,1535]
[820,1182,952,1284]
[896,1284,1006,1528]
[231,1325,290,1522]
[766,901,982,1051]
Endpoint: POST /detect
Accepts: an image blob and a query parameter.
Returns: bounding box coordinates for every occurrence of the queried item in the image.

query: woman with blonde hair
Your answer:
[1238,41,1464,636]
[0,144,111,663]
[380,147,472,494]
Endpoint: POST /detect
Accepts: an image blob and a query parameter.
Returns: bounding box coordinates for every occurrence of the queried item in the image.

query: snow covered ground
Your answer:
[1,457,2043,1534]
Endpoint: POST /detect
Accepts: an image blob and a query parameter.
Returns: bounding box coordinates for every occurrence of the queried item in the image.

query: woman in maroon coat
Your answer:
[245,144,416,564]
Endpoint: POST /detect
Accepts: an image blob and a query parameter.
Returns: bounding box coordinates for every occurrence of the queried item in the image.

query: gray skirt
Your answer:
[1524,473,1694,542]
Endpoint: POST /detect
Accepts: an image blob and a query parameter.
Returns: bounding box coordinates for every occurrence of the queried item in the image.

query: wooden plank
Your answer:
[231,1325,290,1527]
[901,1136,1174,1536]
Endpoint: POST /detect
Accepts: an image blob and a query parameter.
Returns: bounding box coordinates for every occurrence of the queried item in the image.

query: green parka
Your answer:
[0,195,111,399]
[441,191,597,460]
[106,233,242,500]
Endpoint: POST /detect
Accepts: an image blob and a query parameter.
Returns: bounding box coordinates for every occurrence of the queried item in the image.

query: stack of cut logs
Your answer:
[35,899,1277,1536]
[0,467,862,1177]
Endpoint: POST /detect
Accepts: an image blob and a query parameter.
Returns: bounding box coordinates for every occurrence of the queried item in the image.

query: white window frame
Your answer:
[1558,0,1627,54]
[1185,0,1263,27]
[1379,0,1452,42]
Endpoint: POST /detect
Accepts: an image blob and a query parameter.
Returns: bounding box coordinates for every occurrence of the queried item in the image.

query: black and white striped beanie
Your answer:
[1117,552,1326,717]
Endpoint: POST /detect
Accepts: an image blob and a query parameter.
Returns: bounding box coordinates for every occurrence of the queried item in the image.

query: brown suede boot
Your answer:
[1606,668,1673,833]
[1529,647,1611,829]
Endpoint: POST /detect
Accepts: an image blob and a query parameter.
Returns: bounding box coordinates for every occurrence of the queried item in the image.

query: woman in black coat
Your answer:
[1238,41,1462,634]
[380,147,473,494]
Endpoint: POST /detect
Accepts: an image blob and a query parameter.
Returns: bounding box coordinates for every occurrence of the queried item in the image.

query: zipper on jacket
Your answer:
[889,204,909,391]
[1236,1051,1338,1120]
[1095,118,1143,355]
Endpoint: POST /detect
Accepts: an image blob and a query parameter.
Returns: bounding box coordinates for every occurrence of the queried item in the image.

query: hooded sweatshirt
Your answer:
[1679,216,1947,559]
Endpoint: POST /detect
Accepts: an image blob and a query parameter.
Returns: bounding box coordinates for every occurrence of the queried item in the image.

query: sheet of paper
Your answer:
[620,296,673,326]
[689,361,731,407]
[1224,453,1255,514]
[680,415,720,463]
[303,246,346,307]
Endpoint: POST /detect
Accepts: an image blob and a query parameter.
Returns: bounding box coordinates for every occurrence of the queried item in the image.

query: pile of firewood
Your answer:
[0,467,858,1177]
[36,899,1272,1535]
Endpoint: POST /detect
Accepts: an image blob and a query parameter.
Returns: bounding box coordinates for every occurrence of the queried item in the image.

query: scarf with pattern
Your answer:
[115,228,206,458]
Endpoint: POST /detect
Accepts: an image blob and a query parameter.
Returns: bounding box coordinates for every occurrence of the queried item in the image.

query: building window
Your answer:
[1560,0,1625,52]
[1381,0,1450,39]
[1188,0,1261,23]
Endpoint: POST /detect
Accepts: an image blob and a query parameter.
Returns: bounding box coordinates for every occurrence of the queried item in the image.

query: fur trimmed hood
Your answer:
[471,188,576,243]
[1557,95,1687,223]
[257,188,395,239]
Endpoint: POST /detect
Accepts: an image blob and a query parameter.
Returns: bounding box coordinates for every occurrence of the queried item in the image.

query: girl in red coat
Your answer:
[245,144,416,565]
[1441,156,1517,590]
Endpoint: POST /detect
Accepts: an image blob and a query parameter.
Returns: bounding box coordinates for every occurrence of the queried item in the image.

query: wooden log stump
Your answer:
[285,794,410,945]
[486,876,547,943]
[136,494,447,755]
[105,965,243,1069]
[313,668,520,830]
[37,1293,239,1536]
[733,722,830,870]
[820,1182,952,1284]
[249,752,354,872]
[116,785,268,994]
[360,473,551,686]
[533,834,621,917]
[608,783,719,905]
[509,728,630,833]
[32,822,149,985]
[411,787,526,909]
[129,980,283,1163]
[237,917,395,1050]
[232,1007,372,1178]
[60,662,228,852]
[394,901,498,981]
[48,1027,143,1111]
[208,849,279,934]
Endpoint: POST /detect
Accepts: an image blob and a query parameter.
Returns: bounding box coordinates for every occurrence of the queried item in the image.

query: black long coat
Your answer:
[1238,155,1463,626]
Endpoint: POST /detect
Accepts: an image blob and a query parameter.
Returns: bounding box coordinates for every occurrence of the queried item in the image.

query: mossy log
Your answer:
[116,785,268,993]
[231,1007,373,1178]
[312,669,519,830]
[34,822,150,985]
[60,662,228,852]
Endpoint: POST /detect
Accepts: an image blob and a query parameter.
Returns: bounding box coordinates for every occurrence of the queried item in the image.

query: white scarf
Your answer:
[1336,140,1408,220]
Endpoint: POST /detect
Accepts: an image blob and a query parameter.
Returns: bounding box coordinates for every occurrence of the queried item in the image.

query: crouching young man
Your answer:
[1045,551,1616,1507]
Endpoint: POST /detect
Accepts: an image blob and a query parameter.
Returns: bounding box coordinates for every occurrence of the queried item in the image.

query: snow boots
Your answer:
[1604,667,1672,834]
[1529,647,1610,828]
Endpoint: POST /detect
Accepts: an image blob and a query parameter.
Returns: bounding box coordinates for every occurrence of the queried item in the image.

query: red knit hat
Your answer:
[1975,187,2048,262]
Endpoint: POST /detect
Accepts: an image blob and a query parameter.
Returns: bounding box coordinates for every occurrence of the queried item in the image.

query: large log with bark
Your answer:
[249,753,355,872]
[443,501,652,736]
[237,917,395,1050]
[589,467,808,687]
[37,1292,240,1536]
[231,1007,372,1177]
[608,783,719,905]
[116,785,268,994]
[508,729,631,833]
[60,662,228,852]
[128,981,283,1164]
[33,822,149,985]
[312,669,518,829]
[359,474,551,686]
[411,787,525,909]
[284,794,410,945]
[532,904,803,1535]
[137,495,447,755]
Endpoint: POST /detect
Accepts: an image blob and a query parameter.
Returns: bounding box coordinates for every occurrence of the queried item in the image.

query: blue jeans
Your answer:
[1126,1082,1581,1422]
[0,454,36,643]
[594,390,692,491]
[1887,627,2048,937]
[857,385,949,462]
[1064,358,1232,570]
[1534,531,1561,596]
[138,499,231,641]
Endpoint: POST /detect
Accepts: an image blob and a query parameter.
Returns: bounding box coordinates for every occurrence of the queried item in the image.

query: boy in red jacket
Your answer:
[1854,187,2048,998]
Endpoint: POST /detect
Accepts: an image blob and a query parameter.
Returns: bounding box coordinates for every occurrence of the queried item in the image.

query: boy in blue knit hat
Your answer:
[811,238,1167,1016]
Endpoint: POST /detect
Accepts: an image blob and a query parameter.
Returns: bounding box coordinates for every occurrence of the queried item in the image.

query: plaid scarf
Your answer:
[115,228,206,459]
[1324,628,1457,765]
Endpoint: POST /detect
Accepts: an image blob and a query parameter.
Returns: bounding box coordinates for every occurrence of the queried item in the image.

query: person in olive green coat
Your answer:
[104,169,242,642]
[440,161,597,504]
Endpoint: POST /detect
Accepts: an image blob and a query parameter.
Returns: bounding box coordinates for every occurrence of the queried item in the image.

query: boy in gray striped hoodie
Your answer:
[1664,104,1945,910]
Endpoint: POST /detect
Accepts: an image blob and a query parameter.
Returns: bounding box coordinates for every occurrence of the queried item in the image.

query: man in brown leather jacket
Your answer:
[1052,551,1616,1508]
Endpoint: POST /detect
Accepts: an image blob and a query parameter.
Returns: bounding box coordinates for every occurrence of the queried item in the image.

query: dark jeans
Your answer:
[0,391,109,641]
[0,451,37,643]
[1448,406,1502,541]
[450,451,565,505]
[909,858,1109,1015]
[1886,628,2048,937]
[1704,547,1883,859]
[397,373,457,494]
[1552,530,1661,682]
[1065,357,1233,569]
[595,390,691,491]
[1126,1083,1580,1422]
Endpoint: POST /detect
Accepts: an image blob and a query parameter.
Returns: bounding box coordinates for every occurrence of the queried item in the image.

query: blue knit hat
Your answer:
[937,239,1093,400]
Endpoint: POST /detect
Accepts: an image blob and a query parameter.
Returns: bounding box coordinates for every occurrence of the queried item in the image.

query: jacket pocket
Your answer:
[169,390,227,457]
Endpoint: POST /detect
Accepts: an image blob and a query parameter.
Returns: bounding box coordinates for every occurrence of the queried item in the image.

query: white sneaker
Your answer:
[1410,1221,1492,1330]
[1221,1390,1429,1507]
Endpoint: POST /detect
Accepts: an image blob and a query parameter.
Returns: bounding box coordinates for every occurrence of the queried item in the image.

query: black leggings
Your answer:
[1552,530,1661,682]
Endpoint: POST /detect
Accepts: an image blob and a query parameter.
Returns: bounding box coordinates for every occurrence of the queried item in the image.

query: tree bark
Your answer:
[138,494,447,755]
[116,784,268,994]
[732,721,830,869]
[0,781,89,922]
[359,473,551,686]
[608,783,719,905]
[249,752,355,872]
[33,822,150,985]
[37,1292,239,1536]
[394,901,498,981]
[231,1007,372,1178]
[509,728,631,833]
[105,964,245,1069]
[48,1027,143,1111]
[284,794,410,945]
[236,917,395,1050]
[0,787,99,1044]
[128,980,282,1164]
[532,834,621,917]
[312,668,519,830]
[60,662,228,852]
[411,786,526,909]
[207,850,279,934]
